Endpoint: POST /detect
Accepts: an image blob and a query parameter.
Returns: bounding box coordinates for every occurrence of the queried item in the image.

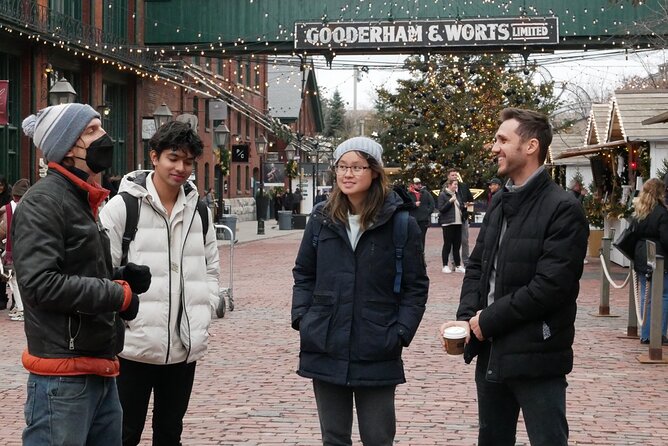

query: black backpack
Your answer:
[119,191,209,266]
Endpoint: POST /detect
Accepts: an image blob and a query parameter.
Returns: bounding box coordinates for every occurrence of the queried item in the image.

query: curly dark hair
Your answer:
[149,121,203,158]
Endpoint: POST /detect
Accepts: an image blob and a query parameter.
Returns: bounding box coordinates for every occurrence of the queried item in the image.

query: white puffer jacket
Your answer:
[100,171,220,364]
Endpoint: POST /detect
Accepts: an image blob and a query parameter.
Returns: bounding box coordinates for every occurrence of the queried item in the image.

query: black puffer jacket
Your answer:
[292,191,429,386]
[631,204,668,274]
[11,168,126,359]
[457,169,588,382]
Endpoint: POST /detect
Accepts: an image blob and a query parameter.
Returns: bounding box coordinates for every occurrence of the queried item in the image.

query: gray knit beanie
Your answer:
[333,136,384,167]
[22,103,100,163]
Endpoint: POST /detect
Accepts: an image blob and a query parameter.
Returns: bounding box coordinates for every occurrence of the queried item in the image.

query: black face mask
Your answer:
[75,134,114,173]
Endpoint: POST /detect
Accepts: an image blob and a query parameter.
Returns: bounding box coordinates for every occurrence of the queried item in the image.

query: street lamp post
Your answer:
[256,135,268,235]
[310,142,319,208]
[213,122,230,223]
[49,78,77,105]
[285,143,296,192]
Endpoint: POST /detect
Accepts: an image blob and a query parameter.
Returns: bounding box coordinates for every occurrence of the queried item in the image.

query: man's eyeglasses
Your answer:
[334,164,371,176]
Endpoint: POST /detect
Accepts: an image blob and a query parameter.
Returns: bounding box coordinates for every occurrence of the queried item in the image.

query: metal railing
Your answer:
[0,0,157,68]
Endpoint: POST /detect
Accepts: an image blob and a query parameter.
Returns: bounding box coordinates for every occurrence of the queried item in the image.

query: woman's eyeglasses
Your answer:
[334,164,371,176]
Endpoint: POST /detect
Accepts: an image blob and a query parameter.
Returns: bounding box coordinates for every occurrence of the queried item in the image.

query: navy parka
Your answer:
[291,192,429,387]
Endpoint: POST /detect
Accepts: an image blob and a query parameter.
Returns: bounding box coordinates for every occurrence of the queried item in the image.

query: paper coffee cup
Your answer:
[443,326,467,356]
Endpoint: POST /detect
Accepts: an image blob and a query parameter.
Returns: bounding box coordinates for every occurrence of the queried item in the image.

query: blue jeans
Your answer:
[639,272,668,340]
[23,373,122,446]
[475,354,568,446]
[312,380,396,446]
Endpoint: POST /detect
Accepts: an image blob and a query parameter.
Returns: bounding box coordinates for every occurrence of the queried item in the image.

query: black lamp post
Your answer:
[285,143,296,192]
[256,134,268,235]
[49,78,77,106]
[153,103,173,130]
[213,122,230,222]
[310,142,319,208]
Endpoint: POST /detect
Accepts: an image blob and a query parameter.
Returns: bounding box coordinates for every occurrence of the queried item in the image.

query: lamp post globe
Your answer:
[152,103,173,130]
[49,78,77,106]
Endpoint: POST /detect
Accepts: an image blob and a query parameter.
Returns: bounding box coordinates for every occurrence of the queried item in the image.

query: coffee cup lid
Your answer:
[443,326,467,339]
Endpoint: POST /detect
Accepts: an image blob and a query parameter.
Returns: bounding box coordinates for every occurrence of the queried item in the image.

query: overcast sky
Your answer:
[313,49,668,110]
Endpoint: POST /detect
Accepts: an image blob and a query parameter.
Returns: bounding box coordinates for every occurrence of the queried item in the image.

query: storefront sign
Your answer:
[0,80,8,126]
[295,17,558,50]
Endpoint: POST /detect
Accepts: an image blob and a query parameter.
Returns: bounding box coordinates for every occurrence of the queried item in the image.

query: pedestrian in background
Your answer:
[629,178,668,345]
[438,177,466,274]
[292,136,429,446]
[0,178,31,321]
[15,103,149,445]
[408,177,435,249]
[293,187,303,214]
[440,108,588,446]
[447,168,474,266]
[487,177,503,206]
[100,121,220,446]
[0,174,11,310]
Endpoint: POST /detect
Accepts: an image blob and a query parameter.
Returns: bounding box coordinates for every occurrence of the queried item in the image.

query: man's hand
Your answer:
[123,263,151,294]
[469,310,485,341]
[120,294,139,321]
[439,320,471,347]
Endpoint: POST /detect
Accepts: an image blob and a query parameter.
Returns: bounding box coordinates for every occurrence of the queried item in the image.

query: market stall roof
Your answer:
[612,90,668,141]
[553,139,627,160]
[549,118,589,165]
[586,103,613,145]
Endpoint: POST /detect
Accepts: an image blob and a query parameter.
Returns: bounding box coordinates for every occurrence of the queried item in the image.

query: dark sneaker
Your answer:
[640,338,650,344]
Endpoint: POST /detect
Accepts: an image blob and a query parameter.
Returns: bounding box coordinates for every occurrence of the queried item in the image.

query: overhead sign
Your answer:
[295,17,559,50]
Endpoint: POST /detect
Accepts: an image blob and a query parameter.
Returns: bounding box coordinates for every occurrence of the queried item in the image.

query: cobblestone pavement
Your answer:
[0,223,666,445]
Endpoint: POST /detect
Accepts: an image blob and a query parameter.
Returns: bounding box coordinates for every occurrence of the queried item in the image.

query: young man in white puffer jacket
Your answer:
[100,121,220,446]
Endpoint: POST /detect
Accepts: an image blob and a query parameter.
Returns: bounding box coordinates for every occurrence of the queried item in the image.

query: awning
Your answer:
[642,111,668,125]
[552,140,627,160]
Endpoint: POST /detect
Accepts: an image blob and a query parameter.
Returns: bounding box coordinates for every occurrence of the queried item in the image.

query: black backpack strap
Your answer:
[393,210,409,294]
[196,199,209,244]
[119,192,140,266]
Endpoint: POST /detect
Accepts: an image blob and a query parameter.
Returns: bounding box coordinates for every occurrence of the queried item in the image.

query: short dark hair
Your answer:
[499,108,552,164]
[149,121,203,158]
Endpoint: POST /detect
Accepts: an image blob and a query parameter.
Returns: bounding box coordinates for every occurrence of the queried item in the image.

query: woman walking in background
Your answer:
[631,178,668,344]
[438,178,465,273]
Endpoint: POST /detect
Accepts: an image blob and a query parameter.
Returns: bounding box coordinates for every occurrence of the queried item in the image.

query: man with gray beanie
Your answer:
[12,103,151,445]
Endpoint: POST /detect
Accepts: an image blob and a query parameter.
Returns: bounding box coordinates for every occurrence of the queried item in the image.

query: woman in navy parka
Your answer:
[291,137,429,445]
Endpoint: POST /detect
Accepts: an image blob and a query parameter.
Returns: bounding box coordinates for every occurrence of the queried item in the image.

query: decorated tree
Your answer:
[375,54,558,189]
[324,89,346,139]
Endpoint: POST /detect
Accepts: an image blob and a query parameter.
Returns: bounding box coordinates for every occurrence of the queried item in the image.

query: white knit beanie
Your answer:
[22,103,100,163]
[333,136,384,167]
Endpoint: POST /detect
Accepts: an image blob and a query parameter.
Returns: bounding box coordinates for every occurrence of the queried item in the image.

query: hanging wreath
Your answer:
[286,159,298,179]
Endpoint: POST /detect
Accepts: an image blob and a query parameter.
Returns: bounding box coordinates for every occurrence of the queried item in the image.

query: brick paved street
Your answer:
[0,223,666,445]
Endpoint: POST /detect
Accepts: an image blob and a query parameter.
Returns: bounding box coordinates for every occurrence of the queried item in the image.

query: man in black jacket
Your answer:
[408,177,435,248]
[15,103,150,445]
[441,108,588,446]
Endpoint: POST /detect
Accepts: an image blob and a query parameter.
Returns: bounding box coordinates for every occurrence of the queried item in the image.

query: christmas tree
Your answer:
[375,54,558,189]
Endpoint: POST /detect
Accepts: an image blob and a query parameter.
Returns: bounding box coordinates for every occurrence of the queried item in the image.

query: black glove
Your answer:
[122,263,151,294]
[120,293,140,321]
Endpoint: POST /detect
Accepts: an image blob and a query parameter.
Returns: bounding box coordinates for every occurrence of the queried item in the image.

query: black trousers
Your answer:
[312,379,396,446]
[441,224,462,267]
[117,357,197,446]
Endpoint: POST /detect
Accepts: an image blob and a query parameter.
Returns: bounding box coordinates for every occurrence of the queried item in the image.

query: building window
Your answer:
[246,63,252,87]
[236,165,242,192]
[217,58,224,74]
[245,166,250,191]
[237,59,243,84]
[103,0,128,40]
[204,162,210,190]
[236,111,242,135]
[205,99,210,132]
[193,96,199,117]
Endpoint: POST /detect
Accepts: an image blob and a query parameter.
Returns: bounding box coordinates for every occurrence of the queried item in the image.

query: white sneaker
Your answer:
[442,265,452,273]
[455,266,466,273]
